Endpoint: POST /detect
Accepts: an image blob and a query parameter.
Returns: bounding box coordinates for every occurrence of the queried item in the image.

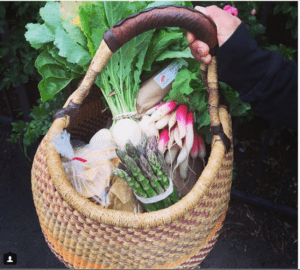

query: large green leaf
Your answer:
[133,31,154,89]
[79,2,108,56]
[143,30,183,71]
[103,1,130,27]
[171,68,196,95]
[61,19,87,48]
[35,50,80,102]
[118,39,137,81]
[60,2,88,48]
[35,50,58,69]
[38,69,72,102]
[48,47,85,74]
[190,91,207,113]
[39,2,61,33]
[54,26,92,66]
[156,49,193,62]
[195,108,210,129]
[25,23,54,49]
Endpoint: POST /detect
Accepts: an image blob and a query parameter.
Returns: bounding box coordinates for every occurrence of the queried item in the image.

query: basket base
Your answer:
[39,210,227,269]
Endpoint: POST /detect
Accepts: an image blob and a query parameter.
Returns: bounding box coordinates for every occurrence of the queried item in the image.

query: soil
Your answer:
[232,116,297,208]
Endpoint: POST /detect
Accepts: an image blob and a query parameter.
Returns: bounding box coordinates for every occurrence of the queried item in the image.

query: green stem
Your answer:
[99,74,118,116]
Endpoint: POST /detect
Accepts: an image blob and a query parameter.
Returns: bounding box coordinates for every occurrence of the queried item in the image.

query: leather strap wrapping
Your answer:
[210,124,231,153]
[53,101,81,123]
[103,5,218,55]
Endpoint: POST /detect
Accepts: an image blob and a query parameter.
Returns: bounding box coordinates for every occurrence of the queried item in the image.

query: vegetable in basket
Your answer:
[112,136,181,211]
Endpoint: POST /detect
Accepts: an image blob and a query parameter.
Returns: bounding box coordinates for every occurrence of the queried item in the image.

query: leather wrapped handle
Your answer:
[103,5,218,55]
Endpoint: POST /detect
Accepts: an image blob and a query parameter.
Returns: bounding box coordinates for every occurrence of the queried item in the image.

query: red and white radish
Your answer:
[190,132,198,160]
[168,111,177,131]
[167,126,175,150]
[185,112,194,154]
[165,144,180,165]
[158,129,169,153]
[145,103,162,115]
[176,139,188,169]
[187,132,199,180]
[155,112,171,130]
[179,156,189,180]
[176,104,188,139]
[173,124,182,148]
[149,101,177,123]
[197,133,206,167]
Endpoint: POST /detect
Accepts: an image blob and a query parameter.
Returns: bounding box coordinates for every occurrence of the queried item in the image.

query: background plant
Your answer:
[0,2,46,90]
[8,92,65,157]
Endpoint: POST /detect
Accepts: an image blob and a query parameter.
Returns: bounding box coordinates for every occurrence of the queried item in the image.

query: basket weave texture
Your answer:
[31,86,233,269]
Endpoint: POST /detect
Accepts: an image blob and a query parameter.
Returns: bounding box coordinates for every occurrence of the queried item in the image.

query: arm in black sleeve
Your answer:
[217,22,297,130]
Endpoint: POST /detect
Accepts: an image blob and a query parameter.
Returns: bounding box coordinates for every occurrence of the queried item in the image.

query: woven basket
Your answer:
[31,6,233,269]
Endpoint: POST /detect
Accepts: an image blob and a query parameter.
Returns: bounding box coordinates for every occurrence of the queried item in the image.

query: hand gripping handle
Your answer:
[103,5,218,55]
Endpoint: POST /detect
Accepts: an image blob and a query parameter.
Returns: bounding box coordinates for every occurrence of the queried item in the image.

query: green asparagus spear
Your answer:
[118,162,128,172]
[157,150,169,175]
[116,148,127,164]
[138,154,172,207]
[112,168,157,212]
[136,146,146,158]
[146,136,158,155]
[146,149,180,203]
[139,132,148,149]
[125,140,139,163]
[124,155,165,209]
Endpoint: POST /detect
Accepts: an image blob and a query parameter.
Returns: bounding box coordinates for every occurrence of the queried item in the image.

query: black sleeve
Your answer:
[217,22,297,130]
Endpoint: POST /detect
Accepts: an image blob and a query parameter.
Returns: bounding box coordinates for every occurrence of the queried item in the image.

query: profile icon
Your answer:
[3,252,17,265]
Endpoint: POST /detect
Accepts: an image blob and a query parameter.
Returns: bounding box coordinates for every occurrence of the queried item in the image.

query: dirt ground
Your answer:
[0,120,298,268]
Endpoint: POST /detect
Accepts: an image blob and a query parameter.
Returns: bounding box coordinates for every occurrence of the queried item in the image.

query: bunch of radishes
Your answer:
[139,101,206,180]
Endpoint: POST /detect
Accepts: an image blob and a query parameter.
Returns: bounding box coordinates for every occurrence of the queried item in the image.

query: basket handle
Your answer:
[103,5,218,56]
[53,5,231,152]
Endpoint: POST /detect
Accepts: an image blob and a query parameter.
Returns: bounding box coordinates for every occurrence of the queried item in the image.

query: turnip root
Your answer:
[89,128,114,146]
[112,119,142,150]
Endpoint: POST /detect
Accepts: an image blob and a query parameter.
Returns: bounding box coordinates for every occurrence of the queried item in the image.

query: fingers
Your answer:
[190,49,212,65]
[186,6,212,64]
[186,31,195,44]
[186,32,211,64]
[194,6,207,15]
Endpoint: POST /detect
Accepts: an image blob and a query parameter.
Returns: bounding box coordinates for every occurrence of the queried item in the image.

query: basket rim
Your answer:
[43,107,232,229]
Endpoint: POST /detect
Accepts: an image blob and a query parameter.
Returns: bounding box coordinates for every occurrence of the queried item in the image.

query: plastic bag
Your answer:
[52,130,118,206]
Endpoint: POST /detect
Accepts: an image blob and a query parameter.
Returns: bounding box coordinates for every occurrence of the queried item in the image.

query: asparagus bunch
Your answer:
[112,134,181,212]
